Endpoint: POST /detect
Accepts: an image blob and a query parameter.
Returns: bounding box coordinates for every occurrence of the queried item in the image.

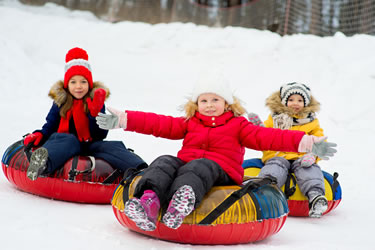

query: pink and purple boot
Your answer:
[124,190,160,231]
[162,185,196,229]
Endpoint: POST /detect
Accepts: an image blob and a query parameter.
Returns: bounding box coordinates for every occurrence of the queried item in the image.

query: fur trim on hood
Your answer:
[48,80,110,107]
[265,91,320,118]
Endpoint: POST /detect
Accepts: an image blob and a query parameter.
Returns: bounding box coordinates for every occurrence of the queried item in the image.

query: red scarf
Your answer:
[57,99,92,142]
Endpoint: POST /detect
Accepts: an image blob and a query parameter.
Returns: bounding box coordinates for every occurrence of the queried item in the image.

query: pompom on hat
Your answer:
[64,47,93,89]
[280,82,311,107]
[190,70,234,105]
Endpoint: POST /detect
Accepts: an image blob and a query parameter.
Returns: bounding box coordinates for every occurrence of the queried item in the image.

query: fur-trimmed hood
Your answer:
[265,91,320,118]
[48,80,110,106]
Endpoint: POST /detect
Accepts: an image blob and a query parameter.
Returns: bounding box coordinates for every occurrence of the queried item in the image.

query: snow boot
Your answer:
[27,147,48,181]
[162,185,195,229]
[309,195,328,218]
[124,190,160,231]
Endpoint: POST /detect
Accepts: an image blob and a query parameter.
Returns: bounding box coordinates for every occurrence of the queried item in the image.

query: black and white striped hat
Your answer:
[280,82,311,107]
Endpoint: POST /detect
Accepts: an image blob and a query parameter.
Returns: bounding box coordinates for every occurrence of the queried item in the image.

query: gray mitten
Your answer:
[298,135,337,160]
[248,112,265,127]
[96,107,127,130]
[312,139,337,160]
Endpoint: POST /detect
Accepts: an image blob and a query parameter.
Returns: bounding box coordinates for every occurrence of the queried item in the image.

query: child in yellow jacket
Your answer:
[249,82,329,218]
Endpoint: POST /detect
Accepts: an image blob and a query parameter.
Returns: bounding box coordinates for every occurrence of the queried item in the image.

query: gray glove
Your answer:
[96,107,127,130]
[312,139,337,160]
[298,135,337,160]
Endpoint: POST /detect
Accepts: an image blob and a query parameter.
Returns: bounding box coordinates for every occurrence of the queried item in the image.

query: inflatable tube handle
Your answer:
[284,172,297,199]
[332,172,339,194]
[198,178,273,225]
[102,169,123,184]
[68,156,80,181]
[121,168,145,203]
[88,156,96,172]
[68,156,97,182]
[23,144,33,162]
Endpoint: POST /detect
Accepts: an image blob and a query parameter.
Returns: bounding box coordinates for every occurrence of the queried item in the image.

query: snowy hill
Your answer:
[0,1,374,249]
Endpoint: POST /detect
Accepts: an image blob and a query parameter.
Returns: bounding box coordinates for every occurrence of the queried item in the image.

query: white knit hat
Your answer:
[280,82,311,107]
[191,70,234,104]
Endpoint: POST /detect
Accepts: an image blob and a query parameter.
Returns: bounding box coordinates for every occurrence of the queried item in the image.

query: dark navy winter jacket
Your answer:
[35,102,108,144]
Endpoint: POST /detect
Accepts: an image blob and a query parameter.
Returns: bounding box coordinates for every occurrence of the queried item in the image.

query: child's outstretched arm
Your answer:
[241,122,337,160]
[97,107,187,140]
[246,113,336,160]
[298,135,337,160]
[96,107,127,130]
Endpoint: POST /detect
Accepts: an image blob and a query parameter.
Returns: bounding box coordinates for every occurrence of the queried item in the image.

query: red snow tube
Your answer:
[1,140,122,203]
[112,172,289,245]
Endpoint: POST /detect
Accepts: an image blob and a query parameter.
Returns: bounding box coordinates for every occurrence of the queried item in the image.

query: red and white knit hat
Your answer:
[64,47,93,89]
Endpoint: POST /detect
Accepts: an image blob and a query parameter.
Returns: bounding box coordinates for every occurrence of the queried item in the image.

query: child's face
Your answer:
[287,94,304,113]
[68,75,89,99]
[197,93,226,117]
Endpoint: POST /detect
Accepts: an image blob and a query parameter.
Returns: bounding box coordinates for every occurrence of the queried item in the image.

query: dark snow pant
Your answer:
[42,133,146,174]
[133,155,235,209]
[258,157,325,197]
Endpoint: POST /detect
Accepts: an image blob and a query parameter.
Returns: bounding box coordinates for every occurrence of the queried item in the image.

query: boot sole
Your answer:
[162,185,195,229]
[27,147,48,181]
[309,196,328,218]
[124,199,156,231]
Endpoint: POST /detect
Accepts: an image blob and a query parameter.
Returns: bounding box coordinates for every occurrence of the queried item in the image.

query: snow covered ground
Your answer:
[1,1,374,249]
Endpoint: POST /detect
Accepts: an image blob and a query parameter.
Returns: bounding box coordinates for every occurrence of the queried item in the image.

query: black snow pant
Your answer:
[133,155,235,209]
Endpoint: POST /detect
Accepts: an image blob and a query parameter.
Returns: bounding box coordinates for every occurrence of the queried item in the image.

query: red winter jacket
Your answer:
[125,110,304,185]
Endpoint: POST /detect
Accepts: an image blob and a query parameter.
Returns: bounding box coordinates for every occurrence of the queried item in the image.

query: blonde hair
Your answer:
[183,96,247,119]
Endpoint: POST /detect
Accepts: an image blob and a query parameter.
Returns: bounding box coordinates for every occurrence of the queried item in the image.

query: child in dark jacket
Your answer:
[96,71,337,231]
[24,47,147,181]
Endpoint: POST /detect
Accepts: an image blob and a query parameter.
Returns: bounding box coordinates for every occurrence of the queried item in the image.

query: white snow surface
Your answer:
[0,1,374,249]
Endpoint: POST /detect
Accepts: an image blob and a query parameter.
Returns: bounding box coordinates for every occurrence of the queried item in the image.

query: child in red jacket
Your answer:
[96,71,336,231]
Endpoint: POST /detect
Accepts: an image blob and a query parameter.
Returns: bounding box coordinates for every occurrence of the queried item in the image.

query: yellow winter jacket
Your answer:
[261,91,324,163]
[261,115,324,163]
